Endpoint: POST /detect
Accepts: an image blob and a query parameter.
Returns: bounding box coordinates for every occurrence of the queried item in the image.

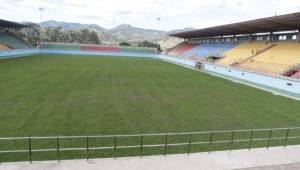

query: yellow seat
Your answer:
[240,42,300,74]
[218,42,268,66]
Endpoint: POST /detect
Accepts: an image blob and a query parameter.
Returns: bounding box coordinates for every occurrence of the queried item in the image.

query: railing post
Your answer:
[284,128,290,147]
[86,137,89,161]
[249,130,254,151]
[28,138,32,163]
[140,135,143,157]
[164,134,168,157]
[230,131,234,151]
[56,137,60,162]
[188,133,192,155]
[209,132,214,153]
[267,129,272,149]
[114,136,117,159]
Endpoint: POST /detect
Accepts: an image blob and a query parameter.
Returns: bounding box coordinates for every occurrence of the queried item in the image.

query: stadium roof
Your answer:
[170,12,300,39]
[0,19,27,28]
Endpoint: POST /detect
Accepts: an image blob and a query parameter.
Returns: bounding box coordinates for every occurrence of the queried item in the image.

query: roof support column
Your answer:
[249,34,253,43]
[221,35,223,44]
[233,35,236,43]
[269,32,274,43]
[297,30,300,43]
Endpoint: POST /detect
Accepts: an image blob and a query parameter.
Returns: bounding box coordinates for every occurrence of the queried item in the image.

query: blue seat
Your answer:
[182,43,238,60]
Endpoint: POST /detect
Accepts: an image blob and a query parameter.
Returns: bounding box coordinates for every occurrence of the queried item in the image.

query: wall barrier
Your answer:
[0,49,40,59]
[159,55,197,68]
[1,127,299,163]
[40,49,157,58]
[0,49,158,59]
[204,63,300,96]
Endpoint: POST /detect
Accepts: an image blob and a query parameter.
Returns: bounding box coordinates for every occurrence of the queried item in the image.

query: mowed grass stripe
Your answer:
[0,55,299,138]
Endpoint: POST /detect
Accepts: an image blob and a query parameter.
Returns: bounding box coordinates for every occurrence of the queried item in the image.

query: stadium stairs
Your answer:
[218,42,268,66]
[230,43,277,67]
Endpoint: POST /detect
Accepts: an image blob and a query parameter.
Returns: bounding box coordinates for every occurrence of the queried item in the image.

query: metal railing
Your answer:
[0,127,300,163]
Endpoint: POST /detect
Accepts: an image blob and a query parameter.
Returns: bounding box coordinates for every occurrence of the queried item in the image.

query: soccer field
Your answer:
[1,55,300,136]
[1,55,300,161]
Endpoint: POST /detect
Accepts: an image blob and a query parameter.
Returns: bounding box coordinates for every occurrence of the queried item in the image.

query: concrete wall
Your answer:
[0,49,158,59]
[0,49,40,59]
[159,55,197,68]
[204,63,300,95]
[39,49,158,58]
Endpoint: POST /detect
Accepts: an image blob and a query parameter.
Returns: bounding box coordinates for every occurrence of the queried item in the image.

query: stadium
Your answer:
[0,7,300,170]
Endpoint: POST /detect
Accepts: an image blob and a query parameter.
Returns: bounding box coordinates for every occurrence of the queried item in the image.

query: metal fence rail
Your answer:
[1,127,300,164]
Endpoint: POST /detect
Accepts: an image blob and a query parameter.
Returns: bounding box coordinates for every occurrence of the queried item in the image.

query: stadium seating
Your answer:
[218,42,269,66]
[167,43,198,56]
[181,43,238,60]
[0,32,29,49]
[291,70,300,79]
[0,43,11,50]
[239,42,300,75]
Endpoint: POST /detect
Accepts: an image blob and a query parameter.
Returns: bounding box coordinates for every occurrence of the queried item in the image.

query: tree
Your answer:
[119,42,132,46]
[89,31,101,44]
[14,26,103,45]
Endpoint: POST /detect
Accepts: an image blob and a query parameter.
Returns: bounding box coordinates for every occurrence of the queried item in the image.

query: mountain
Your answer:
[41,20,119,43]
[40,20,106,32]
[37,20,196,48]
[110,24,168,41]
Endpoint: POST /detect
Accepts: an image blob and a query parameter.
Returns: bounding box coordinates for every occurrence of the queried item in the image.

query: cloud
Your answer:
[0,0,299,30]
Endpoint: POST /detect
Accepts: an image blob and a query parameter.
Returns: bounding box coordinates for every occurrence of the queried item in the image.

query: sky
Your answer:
[0,0,299,31]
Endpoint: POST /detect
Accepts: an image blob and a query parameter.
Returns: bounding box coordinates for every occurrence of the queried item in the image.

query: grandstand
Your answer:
[0,32,30,49]
[0,20,30,50]
[170,12,300,79]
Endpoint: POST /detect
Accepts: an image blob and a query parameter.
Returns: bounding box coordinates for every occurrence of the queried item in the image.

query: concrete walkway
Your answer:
[1,145,300,170]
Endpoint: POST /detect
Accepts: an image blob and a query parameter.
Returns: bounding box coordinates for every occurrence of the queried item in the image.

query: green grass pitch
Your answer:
[0,55,300,161]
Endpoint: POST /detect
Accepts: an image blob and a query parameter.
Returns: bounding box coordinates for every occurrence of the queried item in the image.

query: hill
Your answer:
[22,20,196,49]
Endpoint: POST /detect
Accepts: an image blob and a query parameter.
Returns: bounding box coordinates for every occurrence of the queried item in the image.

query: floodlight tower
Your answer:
[38,7,44,43]
[156,17,162,51]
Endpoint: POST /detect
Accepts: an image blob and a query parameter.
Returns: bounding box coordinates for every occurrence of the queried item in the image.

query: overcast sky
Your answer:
[0,0,299,30]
